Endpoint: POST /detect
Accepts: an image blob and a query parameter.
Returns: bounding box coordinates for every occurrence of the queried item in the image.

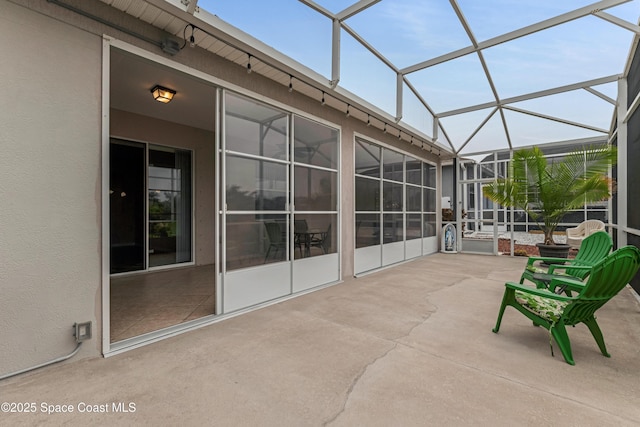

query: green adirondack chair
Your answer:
[520,231,613,290]
[493,245,640,365]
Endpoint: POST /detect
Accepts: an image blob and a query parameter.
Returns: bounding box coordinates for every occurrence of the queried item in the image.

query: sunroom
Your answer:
[102,0,640,351]
[1,0,639,378]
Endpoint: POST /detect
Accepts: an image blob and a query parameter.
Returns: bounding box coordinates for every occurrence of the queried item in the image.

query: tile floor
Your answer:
[110,264,216,342]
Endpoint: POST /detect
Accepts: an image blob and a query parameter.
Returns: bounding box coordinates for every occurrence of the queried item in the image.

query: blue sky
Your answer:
[197,0,639,154]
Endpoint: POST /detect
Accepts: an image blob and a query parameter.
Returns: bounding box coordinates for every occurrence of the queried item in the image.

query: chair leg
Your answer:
[550,322,575,365]
[492,288,512,333]
[583,316,611,357]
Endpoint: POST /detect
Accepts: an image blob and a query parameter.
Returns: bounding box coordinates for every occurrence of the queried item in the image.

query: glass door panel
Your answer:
[148,147,192,268]
[110,140,146,274]
[356,138,439,274]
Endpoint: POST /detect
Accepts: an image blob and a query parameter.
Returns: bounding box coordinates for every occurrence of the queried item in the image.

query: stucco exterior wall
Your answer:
[0,0,441,375]
[0,1,103,374]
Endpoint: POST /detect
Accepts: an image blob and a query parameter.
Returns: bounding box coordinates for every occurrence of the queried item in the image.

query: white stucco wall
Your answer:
[0,0,443,375]
[0,1,102,375]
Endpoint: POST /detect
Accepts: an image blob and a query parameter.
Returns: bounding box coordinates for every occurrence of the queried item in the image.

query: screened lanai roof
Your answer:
[100,0,640,156]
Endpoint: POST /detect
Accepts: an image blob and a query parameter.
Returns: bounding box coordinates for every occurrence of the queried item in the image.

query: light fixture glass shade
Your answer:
[151,85,176,103]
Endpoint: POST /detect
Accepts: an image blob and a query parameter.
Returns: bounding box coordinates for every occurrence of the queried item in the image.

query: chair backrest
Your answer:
[294,219,308,233]
[323,223,332,251]
[563,245,640,325]
[568,231,612,279]
[568,220,605,238]
[264,222,284,243]
[583,220,605,235]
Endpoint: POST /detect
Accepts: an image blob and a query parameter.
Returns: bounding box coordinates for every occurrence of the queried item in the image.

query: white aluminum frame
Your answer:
[102,36,343,355]
[294,0,634,155]
[220,90,342,312]
[353,133,438,275]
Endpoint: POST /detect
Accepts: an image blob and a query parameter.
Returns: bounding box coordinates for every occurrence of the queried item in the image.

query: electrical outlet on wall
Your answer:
[74,322,92,342]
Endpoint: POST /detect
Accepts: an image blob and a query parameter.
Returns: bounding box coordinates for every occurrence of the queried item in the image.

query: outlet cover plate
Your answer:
[74,322,92,342]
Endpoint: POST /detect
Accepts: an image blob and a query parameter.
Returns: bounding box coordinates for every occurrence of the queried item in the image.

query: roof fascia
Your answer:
[151,1,330,85]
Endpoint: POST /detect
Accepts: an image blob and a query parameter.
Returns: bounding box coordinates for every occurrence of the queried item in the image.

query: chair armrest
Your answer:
[548,276,585,293]
[547,264,591,274]
[505,282,574,301]
[566,226,582,236]
[526,256,576,267]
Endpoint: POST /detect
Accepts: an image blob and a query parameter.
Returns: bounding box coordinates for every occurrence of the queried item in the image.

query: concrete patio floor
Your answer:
[2,253,640,426]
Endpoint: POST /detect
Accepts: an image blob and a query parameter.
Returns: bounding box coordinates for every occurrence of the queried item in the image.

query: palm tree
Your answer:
[482,145,617,246]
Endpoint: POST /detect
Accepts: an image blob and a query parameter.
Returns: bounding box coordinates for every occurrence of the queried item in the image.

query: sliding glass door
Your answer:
[110,139,193,273]
[292,116,339,292]
[148,147,192,267]
[354,137,438,275]
[222,93,291,311]
[110,141,146,274]
[354,139,382,273]
[222,92,340,312]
